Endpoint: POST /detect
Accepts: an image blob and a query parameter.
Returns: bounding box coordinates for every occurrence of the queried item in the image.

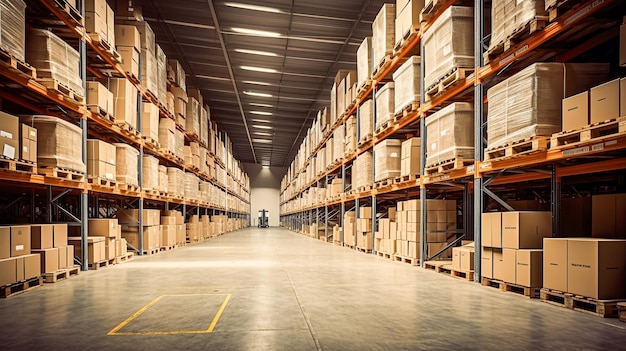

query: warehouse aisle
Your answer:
[0,227,624,350]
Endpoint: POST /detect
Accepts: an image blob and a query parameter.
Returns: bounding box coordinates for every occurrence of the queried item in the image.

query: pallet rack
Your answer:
[279,0,626,280]
[0,0,251,270]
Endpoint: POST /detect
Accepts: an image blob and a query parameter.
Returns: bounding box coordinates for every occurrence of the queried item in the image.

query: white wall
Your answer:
[243,163,287,227]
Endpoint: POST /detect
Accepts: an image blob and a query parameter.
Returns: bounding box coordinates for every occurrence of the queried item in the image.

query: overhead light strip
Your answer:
[224,2,281,13]
[231,27,281,38]
[235,49,277,57]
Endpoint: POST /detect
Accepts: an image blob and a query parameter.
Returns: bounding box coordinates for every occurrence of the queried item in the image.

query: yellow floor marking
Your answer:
[108,294,232,335]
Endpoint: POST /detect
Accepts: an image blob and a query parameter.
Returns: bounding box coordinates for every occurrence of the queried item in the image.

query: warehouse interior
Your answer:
[1,0,626,349]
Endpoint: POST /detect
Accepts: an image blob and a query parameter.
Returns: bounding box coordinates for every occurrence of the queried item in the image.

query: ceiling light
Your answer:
[232,27,281,38]
[252,125,273,130]
[242,80,272,86]
[241,66,277,74]
[244,91,273,98]
[250,103,274,108]
[262,165,270,169]
[235,49,277,57]
[251,119,271,123]
[252,138,273,144]
[224,3,281,13]
[253,131,272,136]
[250,111,272,116]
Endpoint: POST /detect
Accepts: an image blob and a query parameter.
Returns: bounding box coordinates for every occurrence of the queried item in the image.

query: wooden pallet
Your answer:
[357,135,373,147]
[37,78,84,104]
[540,288,626,318]
[43,266,80,283]
[38,167,85,181]
[87,33,122,64]
[395,174,419,184]
[114,121,139,138]
[87,177,117,188]
[0,276,43,298]
[357,185,372,193]
[395,101,420,119]
[419,0,447,23]
[138,247,160,256]
[484,136,550,161]
[484,16,548,64]
[424,260,452,271]
[87,105,114,123]
[374,119,393,136]
[0,157,37,174]
[371,54,393,80]
[375,178,393,189]
[482,278,540,298]
[114,253,134,264]
[50,0,84,26]
[393,25,420,55]
[450,268,474,281]
[393,255,419,266]
[550,117,626,150]
[356,80,372,99]
[426,67,474,99]
[88,260,109,270]
[547,0,577,22]
[159,245,176,252]
[0,48,37,79]
[424,157,473,176]
[118,183,140,193]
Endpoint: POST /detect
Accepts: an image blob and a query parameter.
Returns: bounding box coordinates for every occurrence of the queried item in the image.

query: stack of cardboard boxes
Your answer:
[86,0,115,45]
[374,139,401,182]
[0,112,37,164]
[115,24,140,79]
[30,224,72,275]
[343,211,356,247]
[344,115,357,156]
[358,100,374,143]
[87,139,116,181]
[186,215,200,243]
[452,242,475,273]
[395,1,423,49]
[356,207,373,251]
[163,210,186,246]
[84,219,121,263]
[119,210,161,253]
[400,138,420,177]
[392,56,421,115]
[357,37,372,89]
[372,3,395,69]
[87,82,114,119]
[374,210,397,254]
[0,225,41,287]
[562,77,626,133]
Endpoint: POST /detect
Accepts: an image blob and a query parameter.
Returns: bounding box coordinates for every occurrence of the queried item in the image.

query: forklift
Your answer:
[258,209,269,228]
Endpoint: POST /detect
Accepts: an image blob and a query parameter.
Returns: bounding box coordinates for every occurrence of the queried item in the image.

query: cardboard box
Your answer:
[88,219,119,238]
[29,140,37,163]
[23,254,41,280]
[492,248,504,281]
[118,46,140,78]
[32,248,59,273]
[122,226,159,251]
[502,212,551,249]
[110,78,138,128]
[484,212,502,248]
[516,249,543,288]
[590,79,620,123]
[105,238,116,260]
[53,224,68,248]
[87,81,113,115]
[562,91,589,131]
[21,136,29,162]
[482,247,493,279]
[0,227,11,259]
[31,224,54,249]
[460,248,474,272]
[58,246,68,269]
[452,246,462,270]
[395,0,423,47]
[114,24,141,50]
[567,238,626,299]
[0,257,17,286]
[161,225,177,247]
[10,225,30,257]
[543,238,568,292]
[117,209,161,226]
[0,111,20,159]
[87,139,116,165]
[501,249,516,284]
[66,245,74,267]
[592,193,626,239]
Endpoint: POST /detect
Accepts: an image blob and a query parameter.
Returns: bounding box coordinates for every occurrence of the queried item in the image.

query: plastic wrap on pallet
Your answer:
[486,63,610,149]
[425,102,474,167]
[333,123,345,162]
[141,155,158,190]
[158,117,176,153]
[113,143,139,186]
[166,167,184,198]
[395,0,424,47]
[141,102,159,142]
[185,97,200,137]
[375,82,395,129]
[141,48,158,95]
[168,59,186,90]
[489,0,546,52]
[110,78,138,128]
[21,115,85,173]
[344,115,357,154]
[358,99,373,143]
[184,172,199,201]
[392,56,421,115]
[372,3,396,69]
[353,150,373,189]
[200,181,210,203]
[357,37,372,88]
[0,0,26,62]
[374,139,402,182]
[26,29,84,97]
[200,106,209,146]
[158,165,168,193]
[156,44,167,104]
[174,128,184,160]
[422,6,474,91]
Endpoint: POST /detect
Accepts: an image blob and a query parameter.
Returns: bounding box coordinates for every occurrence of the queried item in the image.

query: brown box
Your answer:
[543,238,568,292]
[53,224,68,248]
[58,246,68,269]
[20,136,29,162]
[482,247,493,279]
[32,248,59,273]
[88,219,119,238]
[516,249,543,288]
[460,248,474,272]
[66,245,74,267]
[22,254,41,280]
[567,238,626,299]
[501,249,516,284]
[562,91,589,131]
[0,111,20,159]
[110,78,138,128]
[31,224,54,249]
[0,257,17,286]
[29,140,37,163]
[114,24,141,50]
[10,225,30,257]
[484,212,502,248]
[87,139,116,165]
[118,46,140,77]
[122,225,159,251]
[161,225,177,247]
[104,238,116,260]
[117,209,161,226]
[501,211,551,249]
[592,193,626,239]
[492,248,504,281]
[0,227,10,259]
[452,246,462,270]
[590,79,620,123]
[87,81,113,115]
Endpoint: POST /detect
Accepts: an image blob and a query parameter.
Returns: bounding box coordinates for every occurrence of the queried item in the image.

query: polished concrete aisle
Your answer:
[0,227,625,350]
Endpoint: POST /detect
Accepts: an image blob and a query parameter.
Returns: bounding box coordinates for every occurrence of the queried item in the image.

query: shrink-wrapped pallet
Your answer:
[425,102,474,167]
[167,167,184,198]
[0,0,26,61]
[168,59,186,90]
[372,4,396,68]
[358,100,374,143]
[158,117,176,153]
[141,155,159,190]
[110,78,138,128]
[141,48,158,96]
[422,6,474,91]
[486,63,609,149]
[21,115,85,173]
[200,181,211,203]
[344,115,357,155]
[141,102,159,142]
[357,37,372,88]
[375,82,395,129]
[333,124,345,162]
[395,0,424,47]
[325,137,333,167]
[489,0,546,52]
[113,143,139,186]
[156,44,167,105]
[374,139,402,182]
[185,97,200,137]
[158,165,168,193]
[184,172,199,201]
[353,150,373,189]
[200,105,209,146]
[26,29,83,97]
[392,56,421,115]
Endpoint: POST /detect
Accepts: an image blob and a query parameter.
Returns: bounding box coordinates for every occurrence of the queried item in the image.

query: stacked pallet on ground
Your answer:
[30,223,76,281]
[0,225,42,297]
[119,209,161,255]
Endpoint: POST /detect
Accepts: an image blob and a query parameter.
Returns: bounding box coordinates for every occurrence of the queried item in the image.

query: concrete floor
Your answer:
[0,227,625,350]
